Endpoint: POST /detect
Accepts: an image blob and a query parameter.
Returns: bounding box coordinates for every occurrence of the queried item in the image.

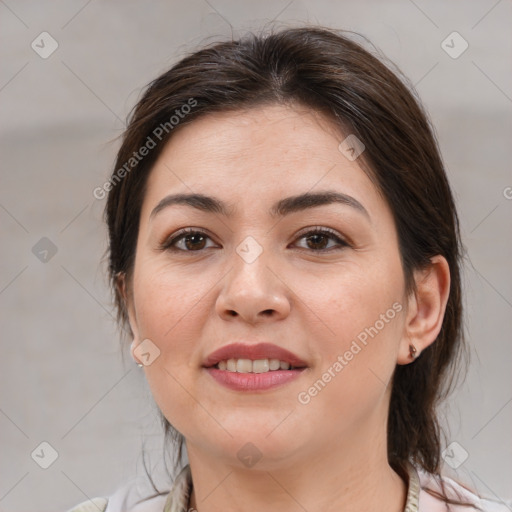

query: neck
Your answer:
[185,419,407,512]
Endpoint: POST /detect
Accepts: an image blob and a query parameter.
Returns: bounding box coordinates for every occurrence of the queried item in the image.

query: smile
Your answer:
[215,358,303,373]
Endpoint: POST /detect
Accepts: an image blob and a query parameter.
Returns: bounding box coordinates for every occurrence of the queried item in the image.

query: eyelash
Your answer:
[160,226,350,254]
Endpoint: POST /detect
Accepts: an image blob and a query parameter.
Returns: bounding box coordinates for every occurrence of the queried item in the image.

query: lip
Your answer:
[205,367,306,391]
[202,342,308,368]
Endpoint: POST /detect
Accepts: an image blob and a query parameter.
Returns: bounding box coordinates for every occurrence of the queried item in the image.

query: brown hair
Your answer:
[105,26,474,507]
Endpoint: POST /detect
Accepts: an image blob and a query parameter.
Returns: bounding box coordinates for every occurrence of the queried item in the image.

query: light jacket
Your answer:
[66,462,511,512]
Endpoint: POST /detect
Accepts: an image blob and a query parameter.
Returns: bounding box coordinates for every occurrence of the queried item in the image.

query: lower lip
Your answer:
[204,367,306,391]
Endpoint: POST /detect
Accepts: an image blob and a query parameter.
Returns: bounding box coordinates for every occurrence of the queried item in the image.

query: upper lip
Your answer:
[203,342,308,368]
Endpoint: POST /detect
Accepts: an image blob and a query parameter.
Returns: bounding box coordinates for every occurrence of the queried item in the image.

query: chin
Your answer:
[198,426,308,471]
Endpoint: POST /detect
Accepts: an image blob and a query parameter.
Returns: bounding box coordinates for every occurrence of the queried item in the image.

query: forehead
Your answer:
[161,103,344,167]
[141,104,385,220]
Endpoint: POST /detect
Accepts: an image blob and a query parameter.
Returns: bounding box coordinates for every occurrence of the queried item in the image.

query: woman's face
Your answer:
[126,104,411,468]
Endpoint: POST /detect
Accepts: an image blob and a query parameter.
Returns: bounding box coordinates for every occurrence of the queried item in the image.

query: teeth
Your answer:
[214,358,300,372]
[252,359,269,373]
[269,359,280,370]
[236,359,253,373]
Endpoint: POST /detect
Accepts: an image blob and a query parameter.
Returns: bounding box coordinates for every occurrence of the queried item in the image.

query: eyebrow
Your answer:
[150,190,370,221]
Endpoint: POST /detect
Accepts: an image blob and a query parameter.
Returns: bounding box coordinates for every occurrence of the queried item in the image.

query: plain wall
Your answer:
[1,1,511,510]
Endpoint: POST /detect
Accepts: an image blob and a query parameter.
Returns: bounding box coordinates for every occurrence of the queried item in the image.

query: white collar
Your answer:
[163,461,422,512]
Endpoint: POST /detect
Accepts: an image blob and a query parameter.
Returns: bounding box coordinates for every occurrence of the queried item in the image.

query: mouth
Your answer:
[202,342,308,371]
[202,342,308,391]
[210,358,305,372]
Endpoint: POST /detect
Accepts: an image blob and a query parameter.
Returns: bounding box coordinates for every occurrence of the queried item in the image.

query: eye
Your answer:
[160,226,350,253]
[292,227,349,252]
[160,228,217,252]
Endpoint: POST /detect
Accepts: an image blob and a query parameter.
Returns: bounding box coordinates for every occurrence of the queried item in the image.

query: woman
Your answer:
[68,26,508,512]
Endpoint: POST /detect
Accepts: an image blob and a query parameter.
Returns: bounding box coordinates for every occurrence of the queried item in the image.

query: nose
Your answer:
[215,246,291,324]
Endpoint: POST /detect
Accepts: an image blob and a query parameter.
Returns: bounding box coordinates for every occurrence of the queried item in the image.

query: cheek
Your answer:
[133,261,208,343]
[132,267,209,436]
[294,273,405,434]
[297,255,405,344]
[296,253,406,394]
[131,263,206,388]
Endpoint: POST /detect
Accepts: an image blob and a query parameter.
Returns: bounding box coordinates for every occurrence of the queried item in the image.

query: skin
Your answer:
[122,103,450,512]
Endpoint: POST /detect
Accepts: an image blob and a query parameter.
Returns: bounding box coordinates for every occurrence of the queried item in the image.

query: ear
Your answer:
[397,255,451,365]
[116,272,142,361]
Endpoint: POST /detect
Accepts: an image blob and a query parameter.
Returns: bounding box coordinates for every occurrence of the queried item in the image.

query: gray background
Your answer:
[1,1,511,511]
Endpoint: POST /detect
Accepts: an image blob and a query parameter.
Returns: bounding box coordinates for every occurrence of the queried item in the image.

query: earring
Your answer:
[135,361,143,368]
[409,344,418,360]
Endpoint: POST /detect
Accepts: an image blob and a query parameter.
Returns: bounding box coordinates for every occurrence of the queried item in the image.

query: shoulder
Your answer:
[66,482,170,512]
[66,497,108,512]
[417,468,511,512]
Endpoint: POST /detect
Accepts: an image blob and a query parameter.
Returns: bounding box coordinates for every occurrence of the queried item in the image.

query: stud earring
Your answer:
[409,344,418,360]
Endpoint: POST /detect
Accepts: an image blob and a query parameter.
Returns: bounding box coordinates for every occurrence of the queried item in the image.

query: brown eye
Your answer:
[304,233,330,250]
[294,228,349,252]
[181,233,207,251]
[161,229,215,252]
